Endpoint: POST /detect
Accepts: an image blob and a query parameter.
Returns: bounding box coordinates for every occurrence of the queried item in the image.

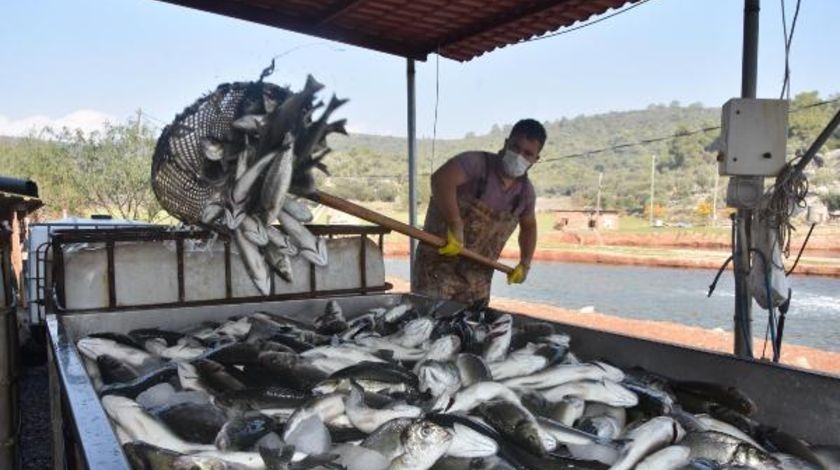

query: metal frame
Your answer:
[29,222,160,325]
[47,225,392,314]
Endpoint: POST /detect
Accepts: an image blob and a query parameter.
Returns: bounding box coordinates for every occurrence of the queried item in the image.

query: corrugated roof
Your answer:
[154,0,638,61]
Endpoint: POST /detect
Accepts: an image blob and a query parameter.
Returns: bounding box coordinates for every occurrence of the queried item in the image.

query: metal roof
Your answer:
[154,0,638,61]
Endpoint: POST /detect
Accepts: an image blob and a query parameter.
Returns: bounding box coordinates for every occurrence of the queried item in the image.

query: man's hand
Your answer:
[507,262,529,284]
[438,227,464,257]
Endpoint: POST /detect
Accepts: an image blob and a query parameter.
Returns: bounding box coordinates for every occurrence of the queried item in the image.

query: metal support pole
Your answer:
[733,0,760,358]
[406,58,418,282]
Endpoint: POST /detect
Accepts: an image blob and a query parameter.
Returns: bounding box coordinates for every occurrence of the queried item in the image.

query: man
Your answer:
[411,119,545,305]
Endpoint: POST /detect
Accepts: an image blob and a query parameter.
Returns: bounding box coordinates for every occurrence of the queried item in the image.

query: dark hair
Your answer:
[510,119,547,148]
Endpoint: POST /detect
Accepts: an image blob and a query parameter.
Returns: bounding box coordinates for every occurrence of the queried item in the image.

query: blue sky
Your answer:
[1,0,839,138]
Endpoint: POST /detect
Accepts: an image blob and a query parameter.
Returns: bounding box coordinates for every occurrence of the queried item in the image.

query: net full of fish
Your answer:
[78,300,837,470]
[151,67,348,295]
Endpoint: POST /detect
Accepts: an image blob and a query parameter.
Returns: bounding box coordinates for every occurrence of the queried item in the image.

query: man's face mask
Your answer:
[501,148,531,178]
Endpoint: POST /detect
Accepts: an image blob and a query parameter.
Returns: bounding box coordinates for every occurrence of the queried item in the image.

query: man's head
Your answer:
[501,119,546,178]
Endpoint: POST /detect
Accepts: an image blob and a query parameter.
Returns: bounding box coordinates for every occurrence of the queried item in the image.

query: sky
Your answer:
[1,0,839,138]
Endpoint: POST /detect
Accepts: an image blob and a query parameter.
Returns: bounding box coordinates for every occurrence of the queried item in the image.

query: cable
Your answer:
[786,222,816,275]
[431,49,440,175]
[327,96,840,179]
[779,0,804,99]
[521,0,654,44]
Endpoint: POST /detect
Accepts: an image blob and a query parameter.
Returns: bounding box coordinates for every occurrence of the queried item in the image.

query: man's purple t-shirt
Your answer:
[452,151,536,218]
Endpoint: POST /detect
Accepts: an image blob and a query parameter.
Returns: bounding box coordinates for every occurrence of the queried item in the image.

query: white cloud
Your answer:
[0,109,116,137]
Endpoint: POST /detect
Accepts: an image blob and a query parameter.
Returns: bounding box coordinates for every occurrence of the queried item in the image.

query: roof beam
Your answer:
[154,0,428,60]
[316,0,366,25]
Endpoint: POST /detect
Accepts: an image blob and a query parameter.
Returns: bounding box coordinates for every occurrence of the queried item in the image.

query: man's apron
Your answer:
[412,156,522,305]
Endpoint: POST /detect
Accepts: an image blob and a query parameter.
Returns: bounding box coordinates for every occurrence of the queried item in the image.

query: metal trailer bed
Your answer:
[43,228,840,469]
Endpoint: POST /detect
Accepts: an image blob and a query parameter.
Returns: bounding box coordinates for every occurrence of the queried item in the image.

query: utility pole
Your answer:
[731,0,760,358]
[649,155,656,226]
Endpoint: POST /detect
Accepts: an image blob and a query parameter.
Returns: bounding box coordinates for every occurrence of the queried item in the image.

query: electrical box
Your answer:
[718,98,789,176]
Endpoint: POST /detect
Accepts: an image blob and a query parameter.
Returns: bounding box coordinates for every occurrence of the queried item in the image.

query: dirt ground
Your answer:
[387,276,840,376]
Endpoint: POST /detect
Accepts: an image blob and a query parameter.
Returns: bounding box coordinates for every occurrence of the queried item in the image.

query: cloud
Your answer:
[0,110,116,137]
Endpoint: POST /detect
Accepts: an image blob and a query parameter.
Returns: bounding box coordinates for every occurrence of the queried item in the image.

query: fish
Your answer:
[635,445,691,470]
[129,328,189,347]
[293,94,347,163]
[283,393,346,442]
[97,354,142,384]
[670,381,757,416]
[361,418,417,461]
[541,380,638,408]
[193,358,247,395]
[446,381,522,413]
[234,227,271,296]
[231,150,278,205]
[77,336,164,374]
[389,420,453,470]
[144,338,206,361]
[258,75,324,158]
[454,354,491,387]
[536,416,620,448]
[277,210,326,266]
[477,401,555,455]
[215,413,278,451]
[386,317,434,349]
[232,113,267,133]
[354,335,426,362]
[681,431,782,469]
[483,314,513,363]
[502,361,624,390]
[416,360,461,404]
[488,348,549,381]
[609,416,685,470]
[326,361,418,389]
[102,395,216,453]
[151,401,228,444]
[123,441,183,470]
[260,145,295,224]
[200,136,226,161]
[265,244,294,283]
[282,198,313,223]
[220,387,310,410]
[344,381,423,433]
[417,335,461,366]
[313,300,347,335]
[239,215,270,247]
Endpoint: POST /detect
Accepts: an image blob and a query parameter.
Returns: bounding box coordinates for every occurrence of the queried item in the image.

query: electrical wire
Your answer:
[786,222,816,275]
[328,96,840,179]
[431,49,440,175]
[779,0,804,100]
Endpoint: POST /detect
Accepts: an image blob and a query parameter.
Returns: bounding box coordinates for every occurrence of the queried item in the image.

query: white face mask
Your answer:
[501,148,531,178]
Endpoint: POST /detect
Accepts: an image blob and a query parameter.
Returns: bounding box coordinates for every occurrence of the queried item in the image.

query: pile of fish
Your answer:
[75,300,837,469]
[152,69,347,295]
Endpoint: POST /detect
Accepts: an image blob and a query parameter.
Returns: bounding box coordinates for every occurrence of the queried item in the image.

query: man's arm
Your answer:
[518,211,537,268]
[431,159,468,240]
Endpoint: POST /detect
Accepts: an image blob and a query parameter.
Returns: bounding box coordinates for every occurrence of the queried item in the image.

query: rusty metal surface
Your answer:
[152,0,637,61]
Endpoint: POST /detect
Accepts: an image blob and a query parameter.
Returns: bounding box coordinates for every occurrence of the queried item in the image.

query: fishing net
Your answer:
[151,81,294,225]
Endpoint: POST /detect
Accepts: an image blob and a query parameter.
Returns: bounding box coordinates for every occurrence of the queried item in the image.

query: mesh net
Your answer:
[151,82,293,225]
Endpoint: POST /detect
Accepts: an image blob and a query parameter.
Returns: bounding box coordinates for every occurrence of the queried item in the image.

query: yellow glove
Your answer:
[507,263,529,284]
[438,228,463,257]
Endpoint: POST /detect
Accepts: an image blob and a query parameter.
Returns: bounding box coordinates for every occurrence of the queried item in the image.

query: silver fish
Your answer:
[417,335,461,366]
[77,337,163,374]
[635,445,691,470]
[416,360,461,404]
[389,420,452,470]
[201,201,225,224]
[101,395,215,453]
[361,418,416,461]
[542,379,638,407]
[387,317,434,348]
[260,145,295,224]
[239,215,269,247]
[282,198,313,223]
[446,422,498,459]
[345,381,422,433]
[610,416,685,470]
[446,381,521,413]
[483,314,512,363]
[200,136,225,161]
[231,150,277,204]
[265,225,298,256]
[234,227,271,296]
[354,335,426,362]
[502,361,624,389]
[294,94,348,162]
[264,244,293,283]
[283,392,346,441]
[454,354,491,387]
[232,113,267,133]
[258,75,324,157]
[488,350,549,381]
[681,431,782,470]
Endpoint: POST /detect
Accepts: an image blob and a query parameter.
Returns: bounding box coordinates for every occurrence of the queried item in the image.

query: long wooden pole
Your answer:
[307,190,515,275]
